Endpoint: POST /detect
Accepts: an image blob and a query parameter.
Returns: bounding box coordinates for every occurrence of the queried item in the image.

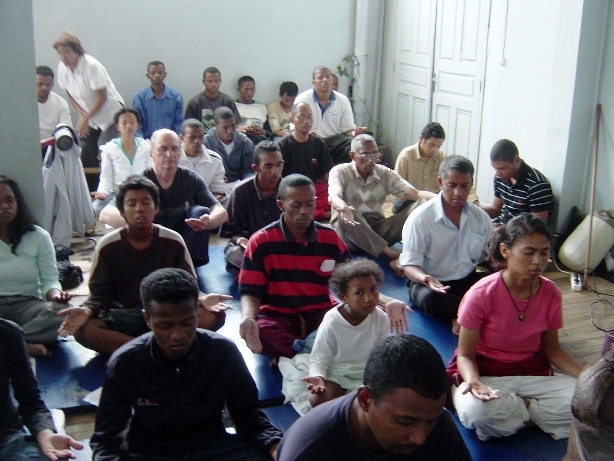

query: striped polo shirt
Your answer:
[239,217,349,315]
[494,160,553,224]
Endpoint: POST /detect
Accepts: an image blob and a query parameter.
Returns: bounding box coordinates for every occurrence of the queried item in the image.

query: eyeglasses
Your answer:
[355,151,381,159]
[296,115,313,122]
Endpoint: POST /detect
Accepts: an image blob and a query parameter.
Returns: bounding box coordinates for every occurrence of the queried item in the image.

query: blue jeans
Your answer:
[181,205,211,266]
[0,432,48,461]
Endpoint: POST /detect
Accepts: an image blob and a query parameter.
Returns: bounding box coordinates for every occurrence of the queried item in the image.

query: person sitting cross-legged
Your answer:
[277,335,471,460]
[58,175,230,356]
[278,102,334,220]
[0,319,83,461]
[235,75,269,145]
[90,268,282,460]
[448,213,582,441]
[401,155,492,334]
[0,176,73,358]
[178,118,227,207]
[204,106,255,196]
[329,134,435,277]
[302,259,392,408]
[219,141,284,274]
[239,174,411,362]
[145,128,227,266]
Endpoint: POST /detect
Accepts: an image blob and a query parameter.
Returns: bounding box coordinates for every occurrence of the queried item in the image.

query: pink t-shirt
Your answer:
[458,272,563,363]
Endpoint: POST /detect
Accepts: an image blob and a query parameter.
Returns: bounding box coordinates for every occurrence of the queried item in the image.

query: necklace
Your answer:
[503,275,535,321]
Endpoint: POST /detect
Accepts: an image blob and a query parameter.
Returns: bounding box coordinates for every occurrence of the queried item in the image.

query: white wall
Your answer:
[32,0,356,112]
[0,1,46,225]
[469,0,611,227]
[475,0,583,210]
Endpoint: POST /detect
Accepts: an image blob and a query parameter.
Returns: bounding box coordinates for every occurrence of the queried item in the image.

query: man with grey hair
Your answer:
[400,155,493,334]
[328,134,435,276]
[143,129,228,266]
[294,66,366,163]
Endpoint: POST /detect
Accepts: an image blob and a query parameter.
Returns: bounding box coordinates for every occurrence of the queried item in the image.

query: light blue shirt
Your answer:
[400,193,493,281]
[0,226,61,299]
[132,85,184,138]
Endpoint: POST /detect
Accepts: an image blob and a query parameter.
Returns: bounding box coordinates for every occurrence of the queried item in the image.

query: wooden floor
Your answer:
[551,269,614,365]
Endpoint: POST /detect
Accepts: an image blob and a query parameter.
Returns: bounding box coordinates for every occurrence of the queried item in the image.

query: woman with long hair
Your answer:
[0,176,72,357]
[448,213,582,440]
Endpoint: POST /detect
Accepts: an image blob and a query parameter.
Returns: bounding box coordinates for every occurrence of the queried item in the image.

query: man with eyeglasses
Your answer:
[277,103,334,220]
[294,66,366,163]
[329,134,435,277]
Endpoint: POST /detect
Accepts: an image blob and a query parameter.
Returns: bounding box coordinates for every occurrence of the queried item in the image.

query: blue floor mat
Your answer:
[36,338,106,414]
[261,405,300,433]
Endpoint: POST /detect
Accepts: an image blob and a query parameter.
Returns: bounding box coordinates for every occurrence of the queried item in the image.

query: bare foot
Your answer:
[451,319,461,335]
[389,258,405,278]
[26,343,52,358]
[269,357,278,367]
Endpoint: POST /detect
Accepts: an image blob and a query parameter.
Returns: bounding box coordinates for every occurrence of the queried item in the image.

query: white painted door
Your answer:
[431,0,490,165]
[392,0,437,155]
[389,0,490,164]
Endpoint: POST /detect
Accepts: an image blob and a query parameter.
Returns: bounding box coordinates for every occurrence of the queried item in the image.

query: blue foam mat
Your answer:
[36,339,106,413]
[261,405,300,433]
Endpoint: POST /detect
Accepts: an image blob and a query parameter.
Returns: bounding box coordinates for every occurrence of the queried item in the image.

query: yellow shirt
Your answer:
[394,142,479,203]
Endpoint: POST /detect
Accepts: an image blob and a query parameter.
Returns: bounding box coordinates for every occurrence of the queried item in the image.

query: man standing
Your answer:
[220,141,284,273]
[295,66,366,163]
[483,139,554,224]
[329,134,435,276]
[277,335,471,460]
[90,268,281,460]
[58,175,229,355]
[144,129,228,266]
[36,66,71,143]
[278,102,334,220]
[132,60,183,139]
[185,67,240,131]
[178,118,227,206]
[204,106,254,191]
[401,155,492,334]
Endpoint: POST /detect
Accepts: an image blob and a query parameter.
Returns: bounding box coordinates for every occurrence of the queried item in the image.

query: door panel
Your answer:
[432,0,490,164]
[388,0,490,166]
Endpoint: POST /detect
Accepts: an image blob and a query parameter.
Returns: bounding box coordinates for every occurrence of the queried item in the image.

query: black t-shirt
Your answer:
[277,391,471,461]
[278,133,334,182]
[143,167,218,232]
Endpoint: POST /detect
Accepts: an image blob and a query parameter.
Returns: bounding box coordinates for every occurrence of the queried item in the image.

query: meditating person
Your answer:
[448,213,582,440]
[90,268,281,460]
[268,81,297,140]
[235,75,268,144]
[91,108,151,224]
[303,259,391,407]
[58,175,229,355]
[0,176,72,358]
[0,319,83,460]
[184,66,240,131]
[132,60,184,139]
[277,335,471,460]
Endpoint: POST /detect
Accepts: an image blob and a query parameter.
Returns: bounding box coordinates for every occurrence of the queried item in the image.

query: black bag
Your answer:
[54,244,84,290]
